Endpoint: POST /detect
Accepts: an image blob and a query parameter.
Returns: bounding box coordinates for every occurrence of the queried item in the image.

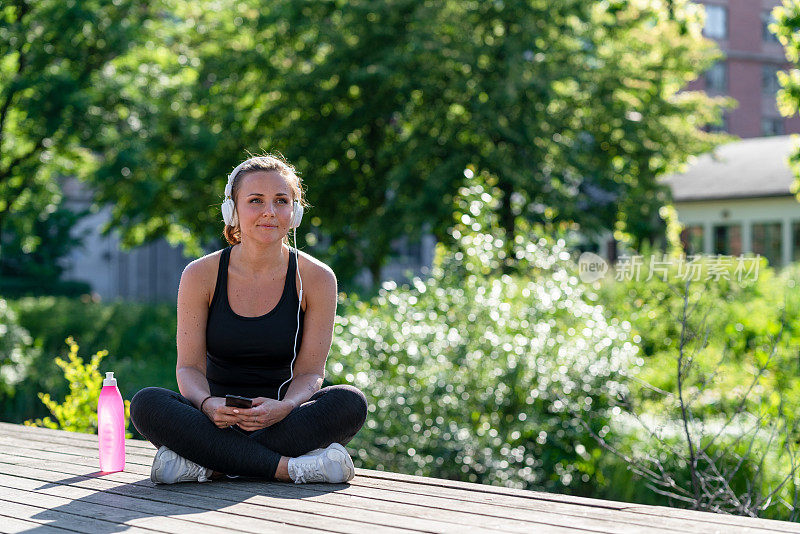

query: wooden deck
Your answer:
[0,423,798,533]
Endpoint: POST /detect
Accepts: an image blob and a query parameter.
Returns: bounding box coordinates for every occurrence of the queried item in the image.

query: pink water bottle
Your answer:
[98,371,125,473]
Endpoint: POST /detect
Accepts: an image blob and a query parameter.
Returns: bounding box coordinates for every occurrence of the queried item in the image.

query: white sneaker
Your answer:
[150,446,212,484]
[287,443,355,484]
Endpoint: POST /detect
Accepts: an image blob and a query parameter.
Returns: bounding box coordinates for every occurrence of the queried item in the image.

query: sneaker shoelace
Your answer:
[294,456,325,483]
[182,457,210,482]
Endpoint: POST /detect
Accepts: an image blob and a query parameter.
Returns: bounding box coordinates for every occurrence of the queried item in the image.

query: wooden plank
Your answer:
[0,483,227,534]
[0,434,775,534]
[348,475,800,534]
[0,515,68,534]
[0,451,597,534]
[2,423,615,506]
[0,453,608,534]
[0,442,763,534]
[0,516,72,534]
[3,423,792,530]
[0,512,76,534]
[0,422,155,451]
[0,498,154,533]
[0,476,327,534]
[0,440,656,533]
[359,464,628,508]
[2,433,797,534]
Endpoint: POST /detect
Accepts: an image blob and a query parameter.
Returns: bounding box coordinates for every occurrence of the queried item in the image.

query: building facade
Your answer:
[661,135,800,267]
[59,175,193,303]
[686,0,800,137]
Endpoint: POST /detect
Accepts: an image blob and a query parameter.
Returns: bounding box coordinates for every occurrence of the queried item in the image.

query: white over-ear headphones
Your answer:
[221,159,304,229]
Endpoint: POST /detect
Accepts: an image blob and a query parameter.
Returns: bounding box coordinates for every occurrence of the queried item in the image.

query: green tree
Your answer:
[0,201,90,297]
[561,0,735,252]
[772,0,800,202]
[0,0,156,281]
[258,0,732,277]
[56,0,729,290]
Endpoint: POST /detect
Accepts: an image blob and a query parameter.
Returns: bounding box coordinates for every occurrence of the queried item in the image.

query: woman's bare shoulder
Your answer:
[294,249,336,312]
[184,249,225,276]
[182,248,226,306]
[295,248,335,281]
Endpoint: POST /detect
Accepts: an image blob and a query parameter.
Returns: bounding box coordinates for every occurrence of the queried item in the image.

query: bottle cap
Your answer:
[103,372,117,387]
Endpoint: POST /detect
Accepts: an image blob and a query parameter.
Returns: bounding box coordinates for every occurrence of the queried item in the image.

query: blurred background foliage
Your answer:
[772,0,800,199]
[1,0,730,292]
[594,255,800,517]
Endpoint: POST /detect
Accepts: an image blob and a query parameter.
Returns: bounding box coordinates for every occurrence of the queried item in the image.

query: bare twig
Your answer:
[676,278,701,507]
[581,274,799,519]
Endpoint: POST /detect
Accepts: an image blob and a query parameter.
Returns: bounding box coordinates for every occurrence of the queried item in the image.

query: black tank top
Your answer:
[205,245,305,400]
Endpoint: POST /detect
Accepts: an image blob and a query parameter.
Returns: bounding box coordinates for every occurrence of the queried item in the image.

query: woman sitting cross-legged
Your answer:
[130,154,368,485]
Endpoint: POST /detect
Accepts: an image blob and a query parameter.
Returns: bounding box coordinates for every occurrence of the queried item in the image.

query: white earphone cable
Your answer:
[277,210,303,402]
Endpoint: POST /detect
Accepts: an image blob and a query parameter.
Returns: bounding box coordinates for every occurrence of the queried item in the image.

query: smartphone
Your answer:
[225,394,253,409]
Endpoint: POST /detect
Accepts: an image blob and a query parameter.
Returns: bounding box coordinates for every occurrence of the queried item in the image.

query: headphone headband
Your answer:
[222,159,303,229]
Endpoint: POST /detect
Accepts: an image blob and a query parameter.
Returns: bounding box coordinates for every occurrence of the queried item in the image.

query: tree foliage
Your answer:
[772,0,800,201]
[0,0,155,287]
[5,0,729,291]
[0,202,90,296]
[0,297,38,398]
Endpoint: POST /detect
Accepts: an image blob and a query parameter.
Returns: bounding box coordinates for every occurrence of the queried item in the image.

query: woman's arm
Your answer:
[282,262,338,406]
[176,260,212,407]
[176,258,239,427]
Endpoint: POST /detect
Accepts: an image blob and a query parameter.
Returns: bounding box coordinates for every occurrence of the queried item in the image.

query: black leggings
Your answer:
[129,385,369,480]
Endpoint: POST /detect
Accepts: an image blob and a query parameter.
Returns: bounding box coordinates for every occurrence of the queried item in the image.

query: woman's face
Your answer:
[235,170,295,244]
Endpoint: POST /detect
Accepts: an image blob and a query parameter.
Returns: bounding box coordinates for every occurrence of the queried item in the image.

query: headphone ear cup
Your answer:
[222,198,238,227]
[290,201,304,229]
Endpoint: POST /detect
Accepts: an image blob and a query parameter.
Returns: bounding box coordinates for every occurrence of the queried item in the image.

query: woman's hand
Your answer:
[200,397,242,429]
[233,398,295,432]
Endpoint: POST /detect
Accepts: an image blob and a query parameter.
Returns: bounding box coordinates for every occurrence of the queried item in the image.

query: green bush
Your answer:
[1,296,177,423]
[0,201,90,299]
[0,298,40,402]
[327,177,642,497]
[0,278,92,299]
[25,336,132,437]
[589,254,800,518]
[594,255,800,429]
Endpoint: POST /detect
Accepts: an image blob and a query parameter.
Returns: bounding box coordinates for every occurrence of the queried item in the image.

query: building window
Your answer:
[752,222,782,267]
[762,10,781,45]
[793,221,800,262]
[762,117,785,136]
[762,65,782,97]
[703,5,727,39]
[681,225,704,255]
[704,61,727,93]
[713,224,741,256]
